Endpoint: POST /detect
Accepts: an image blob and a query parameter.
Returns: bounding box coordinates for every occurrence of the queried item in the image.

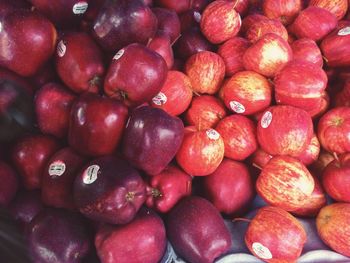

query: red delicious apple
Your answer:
[243,33,293,77]
[184,95,227,130]
[30,60,59,88]
[250,148,273,169]
[150,70,193,116]
[335,80,350,107]
[217,37,250,76]
[176,126,225,176]
[0,67,34,95]
[296,133,320,166]
[68,92,128,157]
[234,0,250,16]
[152,7,181,43]
[179,9,201,32]
[95,207,166,263]
[220,71,272,115]
[215,115,258,161]
[246,18,288,43]
[92,0,157,52]
[262,0,302,25]
[317,107,350,154]
[257,105,314,157]
[0,161,18,206]
[257,155,315,211]
[145,165,192,213]
[0,10,57,77]
[74,156,146,225]
[0,0,30,16]
[35,83,76,138]
[185,51,225,95]
[104,43,168,106]
[82,0,105,22]
[309,0,348,20]
[147,31,174,69]
[200,0,241,44]
[11,134,60,190]
[167,196,232,263]
[245,206,307,262]
[289,7,337,41]
[291,38,323,67]
[155,0,190,13]
[203,159,254,215]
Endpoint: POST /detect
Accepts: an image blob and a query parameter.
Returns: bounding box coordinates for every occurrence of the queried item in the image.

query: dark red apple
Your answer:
[0,161,18,206]
[95,207,166,263]
[250,148,273,169]
[296,133,320,166]
[245,206,307,262]
[310,150,335,176]
[335,80,350,107]
[167,196,232,263]
[155,0,190,13]
[0,10,57,76]
[309,0,348,20]
[0,0,30,16]
[291,38,323,67]
[147,31,174,69]
[30,60,59,88]
[246,18,288,43]
[74,156,146,225]
[68,92,128,157]
[0,67,34,95]
[92,0,157,52]
[179,9,201,32]
[104,43,168,106]
[262,0,302,25]
[152,7,181,43]
[35,83,76,138]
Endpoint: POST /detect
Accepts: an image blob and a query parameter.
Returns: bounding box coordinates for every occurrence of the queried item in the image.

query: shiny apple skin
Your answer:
[262,0,302,25]
[147,31,174,69]
[296,133,320,166]
[246,18,288,43]
[152,7,181,43]
[309,0,348,20]
[291,38,323,67]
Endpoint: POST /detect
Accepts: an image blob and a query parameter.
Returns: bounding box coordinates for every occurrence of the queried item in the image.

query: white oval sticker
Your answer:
[261,111,273,128]
[252,242,272,260]
[73,1,89,15]
[57,40,66,57]
[206,129,220,140]
[48,161,66,178]
[194,11,201,23]
[152,92,167,106]
[83,165,100,184]
[113,49,125,61]
[229,100,245,113]
[338,27,350,36]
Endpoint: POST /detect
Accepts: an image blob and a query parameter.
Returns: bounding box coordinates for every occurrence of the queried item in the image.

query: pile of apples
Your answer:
[1,0,350,262]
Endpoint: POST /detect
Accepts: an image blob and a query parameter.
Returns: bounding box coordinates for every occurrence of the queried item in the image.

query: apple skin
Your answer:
[241,14,269,34]
[243,33,293,77]
[215,115,258,161]
[257,155,315,211]
[30,61,59,89]
[185,51,225,95]
[220,71,272,115]
[317,203,350,257]
[95,207,166,263]
[104,43,168,107]
[317,107,350,154]
[55,32,105,94]
[257,105,314,157]
[176,126,225,176]
[0,161,18,206]
[203,159,255,216]
[296,133,320,166]
[262,0,302,25]
[35,83,76,138]
[291,38,323,68]
[310,150,335,176]
[11,134,60,190]
[147,31,174,69]
[92,0,157,52]
[122,106,184,175]
[0,67,34,95]
[245,206,307,262]
[335,81,350,107]
[246,18,288,43]
[250,148,273,169]
[309,0,348,20]
[185,95,227,130]
[0,10,57,77]
[152,7,181,43]
[200,0,241,44]
[179,9,201,32]
[150,70,193,116]
[167,196,232,263]
[155,0,190,13]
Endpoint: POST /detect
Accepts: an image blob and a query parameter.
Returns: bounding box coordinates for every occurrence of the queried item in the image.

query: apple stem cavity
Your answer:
[151,188,162,198]
[89,76,101,89]
[126,191,135,202]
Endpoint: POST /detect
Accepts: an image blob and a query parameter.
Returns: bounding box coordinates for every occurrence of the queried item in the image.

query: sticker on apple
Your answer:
[252,242,273,260]
[83,165,100,184]
[261,111,273,128]
[48,161,66,178]
[206,129,220,140]
[229,100,245,113]
[57,40,66,57]
[152,92,167,106]
[194,12,201,23]
[338,27,350,36]
[113,49,125,61]
[72,1,89,15]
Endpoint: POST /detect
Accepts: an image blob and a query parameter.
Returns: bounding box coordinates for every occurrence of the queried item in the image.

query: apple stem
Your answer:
[233,217,251,223]
[252,162,263,170]
[322,55,328,63]
[171,34,182,47]
[333,152,339,162]
[192,90,201,97]
[233,0,239,9]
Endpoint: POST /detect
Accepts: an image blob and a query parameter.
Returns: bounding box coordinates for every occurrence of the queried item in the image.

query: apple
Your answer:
[179,9,201,32]
[152,7,181,43]
[147,31,174,69]
[0,0,30,16]
[176,126,225,176]
[68,92,129,157]
[245,206,307,262]
[257,105,314,157]
[92,0,157,52]
[215,115,258,161]
[200,0,241,44]
[310,150,335,176]
[0,67,34,95]
[74,156,146,225]
[219,71,272,115]
[335,80,350,107]
[95,207,166,263]
[241,14,269,34]
[104,43,168,106]
[296,133,320,166]
[150,70,193,116]
[291,38,323,68]
[0,161,18,206]
[250,148,273,169]
[246,18,288,43]
[203,159,255,216]
[309,0,348,20]
[262,0,302,25]
[317,107,350,154]
[184,95,227,130]
[234,0,250,16]
[243,33,293,77]
[155,0,190,13]
[167,196,232,263]
[30,60,59,88]
[257,155,315,211]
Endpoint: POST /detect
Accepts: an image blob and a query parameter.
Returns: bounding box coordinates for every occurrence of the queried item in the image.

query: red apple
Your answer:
[245,206,307,262]
[152,7,181,43]
[179,9,202,32]
[335,80,350,107]
[250,148,273,169]
[30,60,59,88]
[184,95,227,130]
[155,0,190,13]
[310,150,335,176]
[147,31,174,69]
[176,126,225,176]
[220,71,272,115]
[262,0,302,25]
[200,0,241,44]
[257,105,314,157]
[241,14,269,34]
[257,155,315,211]
[309,0,348,20]
[243,33,293,77]
[203,159,254,215]
[246,18,288,43]
[215,115,258,161]
[296,133,320,166]
[234,0,250,16]
[185,51,225,94]
[291,38,323,67]
[0,67,34,95]
[0,161,18,206]
[150,71,192,116]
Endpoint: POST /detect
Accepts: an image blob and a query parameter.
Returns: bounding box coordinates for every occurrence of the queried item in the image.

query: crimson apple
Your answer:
[250,148,273,169]
[241,14,269,34]
[262,0,302,25]
[0,161,18,206]
[335,81,350,107]
[155,0,190,13]
[30,60,59,88]
[310,150,335,176]
[291,38,323,68]
[234,0,250,16]
[309,0,348,20]
[296,134,320,166]
[179,9,201,32]
[246,18,288,43]
[152,7,181,43]
[0,67,34,95]
[147,31,174,69]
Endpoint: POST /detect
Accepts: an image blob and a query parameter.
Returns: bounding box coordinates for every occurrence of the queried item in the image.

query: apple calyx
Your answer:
[89,76,101,90]
[151,188,162,198]
[126,191,135,202]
